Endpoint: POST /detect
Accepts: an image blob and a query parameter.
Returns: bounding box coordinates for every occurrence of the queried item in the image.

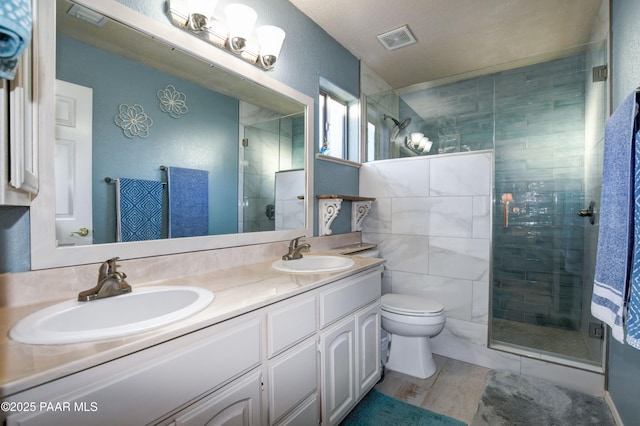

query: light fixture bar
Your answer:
[166,0,284,71]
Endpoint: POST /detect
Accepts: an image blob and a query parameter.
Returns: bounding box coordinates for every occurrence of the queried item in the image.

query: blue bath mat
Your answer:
[341,389,467,426]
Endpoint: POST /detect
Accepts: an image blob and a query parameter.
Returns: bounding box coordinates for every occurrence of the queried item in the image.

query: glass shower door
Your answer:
[490,41,608,367]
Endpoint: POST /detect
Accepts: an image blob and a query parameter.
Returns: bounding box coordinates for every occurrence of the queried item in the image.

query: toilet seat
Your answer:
[381,293,444,317]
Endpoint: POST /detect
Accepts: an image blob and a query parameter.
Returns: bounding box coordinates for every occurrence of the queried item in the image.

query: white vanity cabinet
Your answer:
[3,265,382,426]
[5,314,264,426]
[319,268,382,426]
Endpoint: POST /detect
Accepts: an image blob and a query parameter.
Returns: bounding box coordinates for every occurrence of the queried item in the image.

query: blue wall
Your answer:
[0,0,360,272]
[607,0,640,422]
[57,35,239,242]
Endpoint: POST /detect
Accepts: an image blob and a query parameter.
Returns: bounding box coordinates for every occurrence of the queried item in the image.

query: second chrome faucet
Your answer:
[78,257,132,301]
[282,236,310,261]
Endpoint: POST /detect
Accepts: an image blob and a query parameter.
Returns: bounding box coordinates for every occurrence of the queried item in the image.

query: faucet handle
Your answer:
[106,257,121,274]
[290,235,306,248]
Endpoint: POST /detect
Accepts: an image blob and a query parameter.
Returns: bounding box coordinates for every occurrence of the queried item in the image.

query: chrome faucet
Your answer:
[78,257,132,301]
[282,236,310,261]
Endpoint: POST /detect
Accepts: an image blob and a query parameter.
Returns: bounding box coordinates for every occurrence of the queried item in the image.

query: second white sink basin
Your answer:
[272,255,355,273]
[9,286,214,345]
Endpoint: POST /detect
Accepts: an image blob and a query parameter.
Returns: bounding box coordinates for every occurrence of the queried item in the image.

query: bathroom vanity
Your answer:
[1,256,383,426]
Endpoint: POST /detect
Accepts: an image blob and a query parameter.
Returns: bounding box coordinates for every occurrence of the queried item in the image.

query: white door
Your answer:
[54,80,93,246]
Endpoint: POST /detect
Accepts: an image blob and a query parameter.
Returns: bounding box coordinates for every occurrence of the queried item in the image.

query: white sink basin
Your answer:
[272,255,355,273]
[9,286,214,345]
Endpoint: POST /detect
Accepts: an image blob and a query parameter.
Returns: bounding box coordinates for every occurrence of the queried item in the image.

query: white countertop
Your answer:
[0,252,383,397]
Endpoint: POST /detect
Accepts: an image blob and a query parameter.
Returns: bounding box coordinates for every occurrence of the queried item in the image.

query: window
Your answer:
[319,90,347,159]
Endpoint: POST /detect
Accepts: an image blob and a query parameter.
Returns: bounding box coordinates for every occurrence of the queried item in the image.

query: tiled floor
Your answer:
[374,355,489,424]
[491,318,598,363]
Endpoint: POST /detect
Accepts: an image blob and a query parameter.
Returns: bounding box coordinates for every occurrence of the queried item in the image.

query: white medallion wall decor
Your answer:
[114,104,154,138]
[157,85,188,118]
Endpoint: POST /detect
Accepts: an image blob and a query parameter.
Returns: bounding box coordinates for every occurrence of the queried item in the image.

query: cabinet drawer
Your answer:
[5,317,262,426]
[268,339,317,424]
[319,268,381,329]
[267,295,316,358]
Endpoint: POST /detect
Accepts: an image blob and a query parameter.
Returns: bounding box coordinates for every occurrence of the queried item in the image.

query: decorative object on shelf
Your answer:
[352,201,373,232]
[167,0,286,70]
[114,104,154,138]
[317,195,376,236]
[319,198,342,236]
[157,85,188,118]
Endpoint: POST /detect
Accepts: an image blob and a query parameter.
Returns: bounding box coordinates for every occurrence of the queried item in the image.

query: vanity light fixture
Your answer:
[168,0,286,70]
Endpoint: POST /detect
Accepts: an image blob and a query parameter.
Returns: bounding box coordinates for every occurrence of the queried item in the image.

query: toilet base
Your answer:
[385,334,436,379]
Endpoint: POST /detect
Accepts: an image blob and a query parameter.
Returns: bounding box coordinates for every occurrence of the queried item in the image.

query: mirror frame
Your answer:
[30,0,314,270]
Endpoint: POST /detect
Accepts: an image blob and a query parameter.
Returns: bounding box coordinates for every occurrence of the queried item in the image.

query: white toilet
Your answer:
[380,293,445,379]
[353,246,446,379]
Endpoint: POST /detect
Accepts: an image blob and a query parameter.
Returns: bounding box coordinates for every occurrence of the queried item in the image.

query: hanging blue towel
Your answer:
[116,178,163,242]
[167,166,209,238]
[628,129,640,349]
[0,0,32,80]
[592,90,639,343]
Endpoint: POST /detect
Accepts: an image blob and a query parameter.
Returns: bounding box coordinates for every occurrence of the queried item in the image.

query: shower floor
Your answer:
[491,318,597,363]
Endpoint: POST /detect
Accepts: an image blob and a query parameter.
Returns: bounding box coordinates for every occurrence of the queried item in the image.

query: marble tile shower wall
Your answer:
[360,151,492,326]
[399,54,588,330]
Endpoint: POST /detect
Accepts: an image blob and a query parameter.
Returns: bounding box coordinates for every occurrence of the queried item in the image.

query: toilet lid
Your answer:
[381,293,444,316]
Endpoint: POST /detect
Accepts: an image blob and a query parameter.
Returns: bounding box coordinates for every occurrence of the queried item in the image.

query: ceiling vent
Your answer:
[377,25,417,51]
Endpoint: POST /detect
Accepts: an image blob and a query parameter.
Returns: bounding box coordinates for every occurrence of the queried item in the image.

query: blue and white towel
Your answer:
[0,0,32,80]
[116,178,163,242]
[592,90,639,343]
[628,129,640,349]
[167,166,209,238]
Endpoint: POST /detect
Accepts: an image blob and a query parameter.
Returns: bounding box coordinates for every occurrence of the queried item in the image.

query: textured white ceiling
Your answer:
[288,0,603,89]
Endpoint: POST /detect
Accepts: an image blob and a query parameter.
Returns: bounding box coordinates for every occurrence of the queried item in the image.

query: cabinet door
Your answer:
[320,317,355,426]
[356,302,381,397]
[172,370,262,426]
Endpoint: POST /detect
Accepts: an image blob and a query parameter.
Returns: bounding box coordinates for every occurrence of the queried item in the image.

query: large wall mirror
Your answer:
[30,0,314,269]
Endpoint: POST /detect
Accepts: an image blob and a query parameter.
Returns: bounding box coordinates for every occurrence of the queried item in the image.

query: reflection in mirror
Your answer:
[29,0,313,269]
[55,0,305,245]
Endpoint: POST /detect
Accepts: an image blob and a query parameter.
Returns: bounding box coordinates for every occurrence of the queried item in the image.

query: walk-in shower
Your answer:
[364,40,608,369]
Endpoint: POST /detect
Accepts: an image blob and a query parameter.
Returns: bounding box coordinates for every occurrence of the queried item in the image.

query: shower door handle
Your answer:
[577,201,595,225]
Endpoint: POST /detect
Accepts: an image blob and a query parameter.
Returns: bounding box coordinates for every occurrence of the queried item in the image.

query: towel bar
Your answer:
[104,177,166,186]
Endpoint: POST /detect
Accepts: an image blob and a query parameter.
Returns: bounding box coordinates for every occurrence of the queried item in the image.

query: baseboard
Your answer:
[604,391,624,426]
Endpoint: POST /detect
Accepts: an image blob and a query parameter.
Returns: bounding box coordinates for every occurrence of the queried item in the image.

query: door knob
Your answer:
[70,227,90,237]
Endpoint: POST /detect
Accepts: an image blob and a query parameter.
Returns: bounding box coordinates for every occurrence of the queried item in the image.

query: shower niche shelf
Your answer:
[317,194,375,236]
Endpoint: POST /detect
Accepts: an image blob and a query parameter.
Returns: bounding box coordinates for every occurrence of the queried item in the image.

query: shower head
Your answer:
[384,114,412,141]
[383,114,411,130]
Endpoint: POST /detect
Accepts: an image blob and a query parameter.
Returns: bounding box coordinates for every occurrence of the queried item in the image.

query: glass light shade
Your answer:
[257,25,285,67]
[225,3,257,51]
[420,137,433,152]
[186,0,219,31]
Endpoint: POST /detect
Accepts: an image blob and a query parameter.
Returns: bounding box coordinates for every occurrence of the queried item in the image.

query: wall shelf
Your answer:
[316,195,375,236]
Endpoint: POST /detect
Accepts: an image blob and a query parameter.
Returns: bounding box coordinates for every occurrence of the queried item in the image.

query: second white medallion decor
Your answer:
[157,85,189,118]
